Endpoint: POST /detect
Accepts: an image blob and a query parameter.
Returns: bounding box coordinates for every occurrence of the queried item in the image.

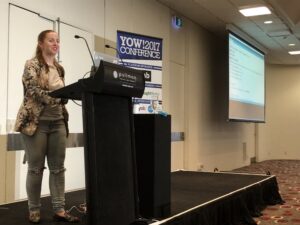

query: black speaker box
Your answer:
[134,114,171,219]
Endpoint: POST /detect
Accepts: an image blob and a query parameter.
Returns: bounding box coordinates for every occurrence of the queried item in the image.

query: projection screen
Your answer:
[228,32,265,122]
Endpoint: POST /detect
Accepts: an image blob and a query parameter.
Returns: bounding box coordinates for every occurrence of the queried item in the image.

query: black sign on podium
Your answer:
[52,60,145,100]
[50,61,145,225]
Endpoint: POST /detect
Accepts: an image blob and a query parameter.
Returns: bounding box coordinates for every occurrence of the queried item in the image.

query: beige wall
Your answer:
[0,136,15,203]
[0,136,5,202]
[180,20,255,171]
[0,0,256,202]
[0,0,172,203]
[257,64,300,161]
[4,0,300,203]
[168,14,255,172]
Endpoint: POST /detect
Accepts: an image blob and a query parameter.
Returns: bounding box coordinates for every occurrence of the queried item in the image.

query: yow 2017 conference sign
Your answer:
[117,30,163,114]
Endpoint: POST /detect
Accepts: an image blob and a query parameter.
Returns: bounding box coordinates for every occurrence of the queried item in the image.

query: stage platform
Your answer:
[0,171,283,225]
[152,171,283,225]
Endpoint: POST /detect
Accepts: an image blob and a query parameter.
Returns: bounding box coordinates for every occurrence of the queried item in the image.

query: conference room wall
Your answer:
[0,0,106,203]
[179,20,255,172]
[0,0,14,204]
[0,0,6,198]
[257,64,300,161]
[168,13,186,171]
[0,0,257,202]
[0,0,172,203]
[101,1,256,172]
[164,11,255,172]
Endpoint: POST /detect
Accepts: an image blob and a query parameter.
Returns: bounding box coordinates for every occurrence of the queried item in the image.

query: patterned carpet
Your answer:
[234,160,300,225]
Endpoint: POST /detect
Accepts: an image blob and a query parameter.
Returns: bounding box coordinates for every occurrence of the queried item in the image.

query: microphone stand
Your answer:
[104,44,125,66]
[74,35,97,75]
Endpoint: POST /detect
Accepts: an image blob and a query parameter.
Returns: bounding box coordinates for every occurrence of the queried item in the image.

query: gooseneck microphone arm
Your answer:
[74,35,96,72]
[105,44,125,65]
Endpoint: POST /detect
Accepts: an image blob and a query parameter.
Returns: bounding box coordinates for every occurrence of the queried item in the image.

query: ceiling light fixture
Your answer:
[264,20,273,24]
[239,6,271,17]
[288,43,296,46]
[288,50,300,55]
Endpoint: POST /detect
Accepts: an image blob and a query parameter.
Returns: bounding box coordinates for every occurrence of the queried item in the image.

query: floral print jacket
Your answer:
[14,57,69,136]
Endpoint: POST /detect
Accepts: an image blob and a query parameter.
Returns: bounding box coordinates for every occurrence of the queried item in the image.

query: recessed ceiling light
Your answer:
[288,50,300,55]
[264,20,273,24]
[239,6,271,17]
[288,43,296,46]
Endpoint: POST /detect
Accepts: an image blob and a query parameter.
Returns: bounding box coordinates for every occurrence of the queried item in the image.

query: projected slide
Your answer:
[229,32,265,122]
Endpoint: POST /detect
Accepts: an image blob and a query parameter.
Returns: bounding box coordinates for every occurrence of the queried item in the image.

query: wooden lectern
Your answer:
[50,61,145,225]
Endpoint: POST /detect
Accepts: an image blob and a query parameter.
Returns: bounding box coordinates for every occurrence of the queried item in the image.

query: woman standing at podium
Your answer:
[14,30,79,223]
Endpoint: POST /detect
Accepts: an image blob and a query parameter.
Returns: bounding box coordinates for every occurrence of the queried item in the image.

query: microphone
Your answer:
[74,35,96,74]
[105,44,125,65]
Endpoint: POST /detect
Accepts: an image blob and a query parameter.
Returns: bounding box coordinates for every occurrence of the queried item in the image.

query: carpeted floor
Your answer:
[233,160,300,225]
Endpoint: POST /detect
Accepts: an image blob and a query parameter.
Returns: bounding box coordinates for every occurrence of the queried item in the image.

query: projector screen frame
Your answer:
[227,31,266,123]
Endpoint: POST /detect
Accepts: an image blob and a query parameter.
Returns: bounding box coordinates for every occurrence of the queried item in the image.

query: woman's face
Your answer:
[39,32,59,56]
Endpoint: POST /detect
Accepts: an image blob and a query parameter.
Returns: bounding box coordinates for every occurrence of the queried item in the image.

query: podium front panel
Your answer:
[82,93,136,225]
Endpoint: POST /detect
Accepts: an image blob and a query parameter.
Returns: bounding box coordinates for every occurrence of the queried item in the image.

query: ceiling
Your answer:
[158,0,300,65]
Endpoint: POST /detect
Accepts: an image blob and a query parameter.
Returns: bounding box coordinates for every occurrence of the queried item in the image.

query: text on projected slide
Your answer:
[229,34,264,106]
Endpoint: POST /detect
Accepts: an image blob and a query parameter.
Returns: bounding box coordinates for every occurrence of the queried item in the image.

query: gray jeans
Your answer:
[21,119,66,213]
